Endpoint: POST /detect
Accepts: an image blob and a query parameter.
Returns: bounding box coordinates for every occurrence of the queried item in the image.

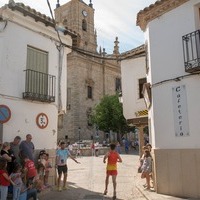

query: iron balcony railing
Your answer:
[23,69,56,102]
[182,29,200,73]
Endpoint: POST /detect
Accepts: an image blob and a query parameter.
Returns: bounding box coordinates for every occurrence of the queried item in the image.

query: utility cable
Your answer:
[46,0,138,61]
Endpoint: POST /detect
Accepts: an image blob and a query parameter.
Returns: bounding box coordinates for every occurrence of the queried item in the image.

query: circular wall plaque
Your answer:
[36,113,48,129]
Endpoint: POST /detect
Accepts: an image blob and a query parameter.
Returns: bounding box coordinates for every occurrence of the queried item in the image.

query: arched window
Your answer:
[82,19,87,31]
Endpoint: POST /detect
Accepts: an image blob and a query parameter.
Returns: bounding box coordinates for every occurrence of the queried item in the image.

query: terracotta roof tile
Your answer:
[6,1,78,37]
[137,0,189,31]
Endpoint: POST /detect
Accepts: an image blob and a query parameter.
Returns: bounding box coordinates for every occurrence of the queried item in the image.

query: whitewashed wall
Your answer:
[146,0,200,149]
[121,56,146,120]
[0,7,72,149]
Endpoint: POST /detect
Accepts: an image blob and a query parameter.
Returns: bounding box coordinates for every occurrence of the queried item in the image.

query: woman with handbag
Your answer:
[140,150,152,190]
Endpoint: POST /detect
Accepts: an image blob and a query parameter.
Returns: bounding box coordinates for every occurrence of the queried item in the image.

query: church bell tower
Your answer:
[55,0,97,53]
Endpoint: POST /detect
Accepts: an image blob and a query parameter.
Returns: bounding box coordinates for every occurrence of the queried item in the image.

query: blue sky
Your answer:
[0,0,157,53]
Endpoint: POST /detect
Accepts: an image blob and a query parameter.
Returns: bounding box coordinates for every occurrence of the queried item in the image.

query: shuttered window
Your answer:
[139,78,147,99]
[26,46,48,95]
[27,46,48,73]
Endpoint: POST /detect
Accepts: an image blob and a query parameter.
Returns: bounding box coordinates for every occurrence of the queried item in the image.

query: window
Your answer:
[139,78,147,99]
[115,78,121,91]
[27,46,48,73]
[67,88,71,110]
[87,86,93,99]
[82,19,87,31]
[26,46,48,95]
[87,107,92,127]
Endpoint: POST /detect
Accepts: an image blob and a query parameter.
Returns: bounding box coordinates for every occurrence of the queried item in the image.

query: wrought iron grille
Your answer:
[23,69,56,102]
[182,29,200,73]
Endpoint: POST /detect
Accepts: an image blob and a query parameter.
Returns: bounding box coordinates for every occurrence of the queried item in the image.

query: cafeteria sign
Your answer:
[172,85,189,137]
[0,105,11,124]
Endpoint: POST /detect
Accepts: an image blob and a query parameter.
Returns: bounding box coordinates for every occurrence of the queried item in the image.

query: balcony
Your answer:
[23,69,56,103]
[182,30,200,73]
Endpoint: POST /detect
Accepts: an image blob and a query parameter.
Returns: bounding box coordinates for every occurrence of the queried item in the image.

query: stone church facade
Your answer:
[55,0,121,143]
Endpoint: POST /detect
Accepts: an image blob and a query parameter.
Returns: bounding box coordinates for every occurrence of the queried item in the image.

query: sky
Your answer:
[0,0,157,54]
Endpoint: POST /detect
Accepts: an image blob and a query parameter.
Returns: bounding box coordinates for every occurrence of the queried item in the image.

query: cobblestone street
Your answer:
[40,151,147,200]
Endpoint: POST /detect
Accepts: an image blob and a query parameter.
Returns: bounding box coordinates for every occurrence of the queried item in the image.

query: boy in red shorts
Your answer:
[103,143,122,200]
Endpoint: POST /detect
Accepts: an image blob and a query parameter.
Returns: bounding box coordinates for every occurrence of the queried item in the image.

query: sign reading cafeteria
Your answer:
[0,105,11,123]
[172,85,189,137]
[36,113,48,129]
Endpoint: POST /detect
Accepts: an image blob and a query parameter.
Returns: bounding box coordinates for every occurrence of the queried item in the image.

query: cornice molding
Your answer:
[137,0,189,31]
[120,44,145,59]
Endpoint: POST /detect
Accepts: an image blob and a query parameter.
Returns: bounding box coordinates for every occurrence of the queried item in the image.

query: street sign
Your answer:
[36,113,48,129]
[0,105,11,124]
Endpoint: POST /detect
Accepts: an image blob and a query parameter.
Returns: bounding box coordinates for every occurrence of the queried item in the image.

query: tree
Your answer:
[91,94,128,137]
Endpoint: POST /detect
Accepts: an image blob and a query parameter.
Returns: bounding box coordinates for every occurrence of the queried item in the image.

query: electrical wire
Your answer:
[151,72,200,88]
[46,0,135,61]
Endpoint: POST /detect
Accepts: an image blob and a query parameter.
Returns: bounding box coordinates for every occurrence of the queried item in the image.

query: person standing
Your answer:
[103,143,122,200]
[56,142,80,192]
[19,134,34,162]
[10,164,23,200]
[0,158,15,200]
[1,142,16,175]
[141,150,152,190]
[10,136,21,164]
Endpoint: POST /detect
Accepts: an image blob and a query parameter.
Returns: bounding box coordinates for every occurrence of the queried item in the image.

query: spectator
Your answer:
[1,142,16,174]
[10,136,21,164]
[91,143,95,156]
[35,163,45,192]
[19,181,38,200]
[43,153,52,186]
[19,134,35,162]
[23,156,37,185]
[0,157,15,200]
[68,142,73,155]
[141,150,152,190]
[124,139,129,154]
[10,164,23,200]
[94,142,99,157]
[116,142,121,154]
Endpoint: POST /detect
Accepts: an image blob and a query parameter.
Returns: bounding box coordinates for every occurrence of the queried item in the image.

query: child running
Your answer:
[103,143,122,200]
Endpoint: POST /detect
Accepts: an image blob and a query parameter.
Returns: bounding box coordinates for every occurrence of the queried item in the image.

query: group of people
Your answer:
[0,133,152,200]
[0,134,52,200]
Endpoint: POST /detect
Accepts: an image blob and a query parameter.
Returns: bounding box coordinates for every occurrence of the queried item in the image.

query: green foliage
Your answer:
[91,94,128,133]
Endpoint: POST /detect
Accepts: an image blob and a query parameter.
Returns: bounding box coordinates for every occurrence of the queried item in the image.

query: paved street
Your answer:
[40,150,194,200]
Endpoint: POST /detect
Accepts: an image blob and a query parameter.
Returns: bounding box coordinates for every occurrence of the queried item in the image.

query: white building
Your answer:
[120,45,148,155]
[137,0,200,198]
[0,2,74,151]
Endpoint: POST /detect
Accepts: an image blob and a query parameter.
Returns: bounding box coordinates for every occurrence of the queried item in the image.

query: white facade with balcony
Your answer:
[137,0,200,198]
[0,2,72,150]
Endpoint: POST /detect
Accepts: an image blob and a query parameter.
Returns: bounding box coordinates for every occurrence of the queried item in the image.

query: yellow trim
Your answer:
[135,109,148,117]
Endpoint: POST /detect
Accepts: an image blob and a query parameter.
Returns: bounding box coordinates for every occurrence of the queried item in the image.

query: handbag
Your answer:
[137,166,142,173]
